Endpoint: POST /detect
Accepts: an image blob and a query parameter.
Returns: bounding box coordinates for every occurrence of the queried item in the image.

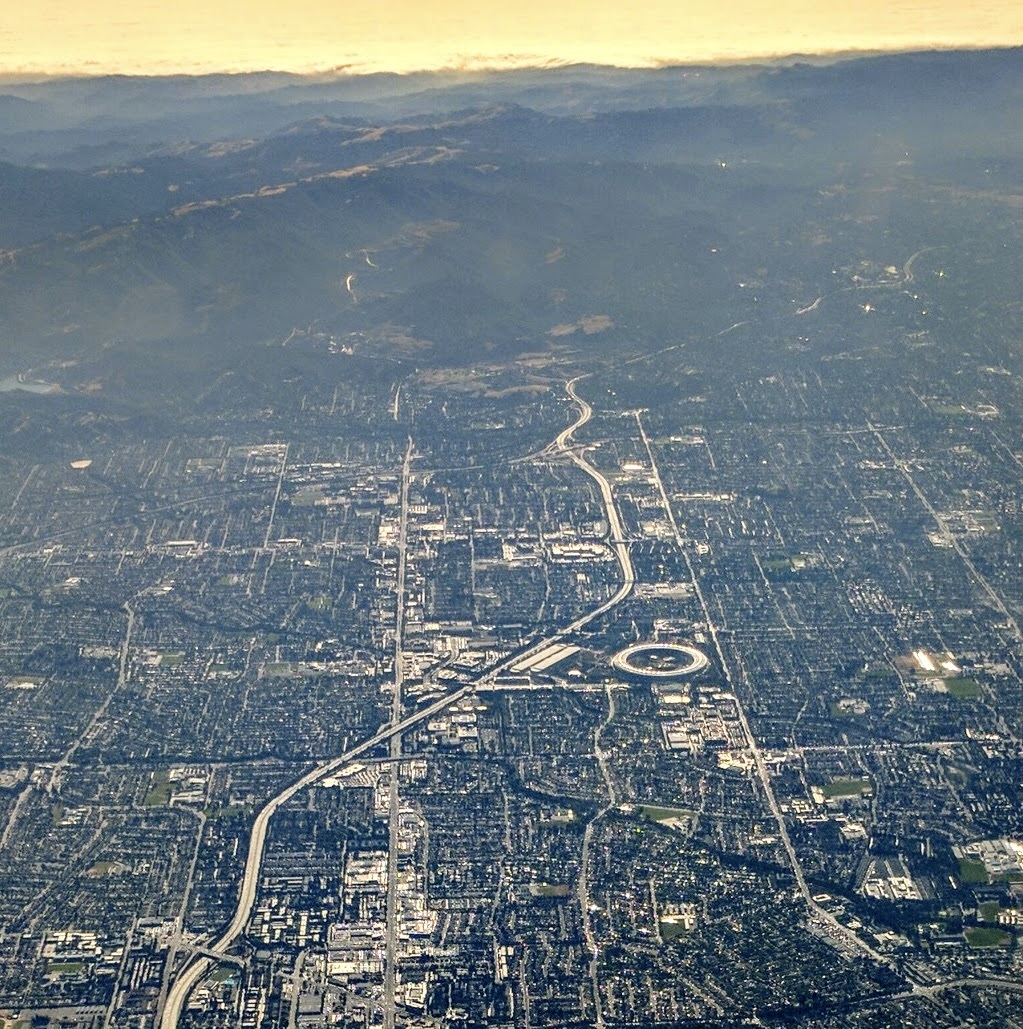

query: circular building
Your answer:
[611,642,709,679]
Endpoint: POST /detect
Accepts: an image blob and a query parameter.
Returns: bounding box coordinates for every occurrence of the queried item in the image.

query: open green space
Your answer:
[965,926,1011,948]
[47,961,84,975]
[957,858,988,884]
[944,677,981,699]
[762,553,815,573]
[978,901,1001,922]
[291,485,326,506]
[822,779,872,800]
[144,771,173,807]
[659,919,690,942]
[861,664,896,682]
[639,805,693,823]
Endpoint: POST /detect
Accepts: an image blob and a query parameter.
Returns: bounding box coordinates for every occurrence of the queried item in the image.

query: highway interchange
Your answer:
[160,376,1020,1026]
[160,376,635,1028]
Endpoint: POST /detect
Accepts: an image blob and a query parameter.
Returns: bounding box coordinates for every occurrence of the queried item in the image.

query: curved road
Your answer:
[160,683,477,1026]
[470,377,635,681]
[162,376,635,1028]
[542,378,635,618]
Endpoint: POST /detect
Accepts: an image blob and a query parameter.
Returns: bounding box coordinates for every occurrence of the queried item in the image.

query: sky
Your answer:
[3,0,1023,76]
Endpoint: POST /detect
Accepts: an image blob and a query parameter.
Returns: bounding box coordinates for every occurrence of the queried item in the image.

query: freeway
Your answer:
[161,375,637,1028]
[549,377,635,1027]
[562,377,635,594]
[151,808,207,1029]
[898,976,1023,999]
[463,376,636,682]
[159,681,476,1028]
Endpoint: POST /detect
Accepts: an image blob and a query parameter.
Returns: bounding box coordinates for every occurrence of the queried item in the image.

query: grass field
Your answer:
[47,961,84,975]
[957,858,988,884]
[659,919,690,942]
[143,771,172,807]
[822,779,872,800]
[965,926,1011,948]
[944,677,981,699]
[862,664,895,682]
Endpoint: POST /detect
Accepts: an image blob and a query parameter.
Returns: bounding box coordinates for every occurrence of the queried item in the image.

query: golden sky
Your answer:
[3,0,1023,76]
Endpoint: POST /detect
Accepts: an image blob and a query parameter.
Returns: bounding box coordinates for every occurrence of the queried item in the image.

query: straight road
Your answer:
[383,438,413,1029]
[48,601,135,795]
[636,409,896,969]
[160,681,478,1028]
[162,376,636,1028]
